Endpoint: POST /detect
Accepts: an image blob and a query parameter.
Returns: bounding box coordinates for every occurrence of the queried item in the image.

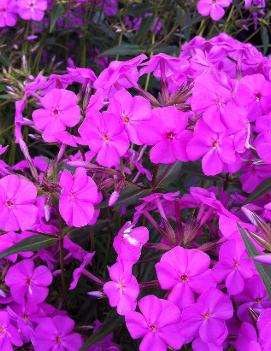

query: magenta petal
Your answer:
[140,332,167,351]
[125,311,148,338]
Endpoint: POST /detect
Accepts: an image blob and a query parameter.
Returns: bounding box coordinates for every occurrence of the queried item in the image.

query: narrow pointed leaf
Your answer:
[245,177,271,204]
[238,224,271,301]
[0,235,58,259]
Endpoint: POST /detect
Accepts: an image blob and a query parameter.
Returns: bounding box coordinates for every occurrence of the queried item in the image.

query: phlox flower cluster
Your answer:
[2,32,271,351]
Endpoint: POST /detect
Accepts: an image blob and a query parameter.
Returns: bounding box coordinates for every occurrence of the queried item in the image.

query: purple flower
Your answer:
[197,0,232,21]
[5,259,52,305]
[17,0,47,21]
[33,315,83,351]
[125,295,184,351]
[103,262,139,315]
[79,111,129,167]
[181,288,233,347]
[108,89,152,144]
[0,310,23,350]
[186,120,236,176]
[155,246,215,308]
[138,106,192,164]
[213,238,255,295]
[0,0,17,27]
[236,74,271,121]
[59,168,99,227]
[235,322,261,351]
[113,222,149,265]
[0,175,38,231]
[32,88,81,142]
[94,54,147,92]
[235,275,271,322]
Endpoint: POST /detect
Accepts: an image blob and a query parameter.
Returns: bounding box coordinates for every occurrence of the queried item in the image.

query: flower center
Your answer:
[53,108,59,115]
[103,134,109,142]
[70,191,77,200]
[23,314,29,321]
[167,131,175,140]
[26,278,32,286]
[6,200,14,208]
[149,325,157,332]
[180,274,189,282]
[233,261,239,269]
[255,93,261,102]
[56,335,62,344]
[256,297,263,303]
[124,116,129,123]
[118,282,125,289]
[0,326,6,335]
[212,140,219,148]
[203,312,210,319]
[216,98,221,107]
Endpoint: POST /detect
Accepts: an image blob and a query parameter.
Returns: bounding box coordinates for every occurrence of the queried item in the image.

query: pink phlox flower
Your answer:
[0,310,23,350]
[108,89,152,144]
[140,53,183,78]
[5,259,52,305]
[67,67,97,85]
[59,167,99,227]
[181,288,233,346]
[197,0,232,21]
[236,74,271,121]
[0,174,38,231]
[103,261,139,316]
[138,106,192,164]
[213,238,255,295]
[125,294,184,351]
[186,119,237,176]
[189,47,226,74]
[113,222,149,265]
[32,88,81,142]
[191,72,235,132]
[240,161,271,193]
[17,0,47,21]
[235,322,262,351]
[234,275,271,322]
[78,111,130,167]
[0,0,17,27]
[94,54,147,92]
[7,302,42,343]
[33,315,83,351]
[155,246,216,308]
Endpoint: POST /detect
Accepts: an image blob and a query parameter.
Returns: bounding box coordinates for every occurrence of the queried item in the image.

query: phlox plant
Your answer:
[1,30,271,351]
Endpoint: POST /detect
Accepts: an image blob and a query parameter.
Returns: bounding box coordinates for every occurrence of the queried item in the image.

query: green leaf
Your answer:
[98,44,143,57]
[49,4,65,32]
[80,311,123,351]
[115,185,151,208]
[238,224,271,300]
[245,177,271,204]
[0,235,58,259]
[261,26,269,55]
[156,162,183,190]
